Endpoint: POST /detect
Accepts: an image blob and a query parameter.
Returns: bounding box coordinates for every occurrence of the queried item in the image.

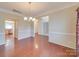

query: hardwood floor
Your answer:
[0,34,76,57]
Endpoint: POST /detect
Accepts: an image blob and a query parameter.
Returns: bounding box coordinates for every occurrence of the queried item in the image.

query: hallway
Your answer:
[0,34,76,57]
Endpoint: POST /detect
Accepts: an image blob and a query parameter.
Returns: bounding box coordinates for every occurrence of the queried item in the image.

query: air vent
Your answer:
[12,9,22,14]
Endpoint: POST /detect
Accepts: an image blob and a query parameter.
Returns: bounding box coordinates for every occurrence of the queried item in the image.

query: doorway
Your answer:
[42,22,48,36]
[41,16,49,36]
[5,20,15,39]
[4,20,15,56]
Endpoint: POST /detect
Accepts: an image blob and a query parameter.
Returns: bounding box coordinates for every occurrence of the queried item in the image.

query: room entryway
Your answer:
[5,20,15,39]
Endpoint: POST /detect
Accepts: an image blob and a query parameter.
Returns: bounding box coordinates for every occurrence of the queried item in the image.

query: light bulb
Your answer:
[29,17,32,20]
[32,18,36,21]
[24,17,27,21]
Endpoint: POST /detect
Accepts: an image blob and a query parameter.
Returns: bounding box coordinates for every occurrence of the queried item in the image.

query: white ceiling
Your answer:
[0,2,78,17]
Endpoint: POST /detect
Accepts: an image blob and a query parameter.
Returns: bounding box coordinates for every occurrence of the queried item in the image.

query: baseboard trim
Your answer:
[0,42,5,46]
[48,40,76,50]
[38,33,48,37]
[18,36,34,40]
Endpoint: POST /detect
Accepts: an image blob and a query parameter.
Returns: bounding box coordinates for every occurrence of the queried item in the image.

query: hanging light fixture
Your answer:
[24,2,36,21]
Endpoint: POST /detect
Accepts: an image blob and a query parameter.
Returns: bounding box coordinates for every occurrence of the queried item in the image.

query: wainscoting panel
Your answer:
[49,32,76,49]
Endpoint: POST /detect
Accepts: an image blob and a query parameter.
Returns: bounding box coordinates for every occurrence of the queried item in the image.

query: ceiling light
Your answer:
[23,2,36,22]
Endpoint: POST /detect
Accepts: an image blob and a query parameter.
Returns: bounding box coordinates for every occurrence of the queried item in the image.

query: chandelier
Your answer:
[24,2,36,21]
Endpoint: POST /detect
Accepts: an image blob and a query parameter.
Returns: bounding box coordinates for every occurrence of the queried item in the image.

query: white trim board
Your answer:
[0,33,5,45]
[49,32,76,36]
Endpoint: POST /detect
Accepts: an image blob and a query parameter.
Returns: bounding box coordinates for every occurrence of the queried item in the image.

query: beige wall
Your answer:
[48,6,77,49]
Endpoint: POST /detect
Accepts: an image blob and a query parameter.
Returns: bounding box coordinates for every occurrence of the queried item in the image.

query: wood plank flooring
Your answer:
[0,34,76,57]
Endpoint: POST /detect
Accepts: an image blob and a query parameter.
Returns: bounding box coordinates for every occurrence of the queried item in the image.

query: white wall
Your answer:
[31,21,34,37]
[34,20,38,34]
[0,17,5,45]
[48,6,77,49]
[17,19,34,40]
